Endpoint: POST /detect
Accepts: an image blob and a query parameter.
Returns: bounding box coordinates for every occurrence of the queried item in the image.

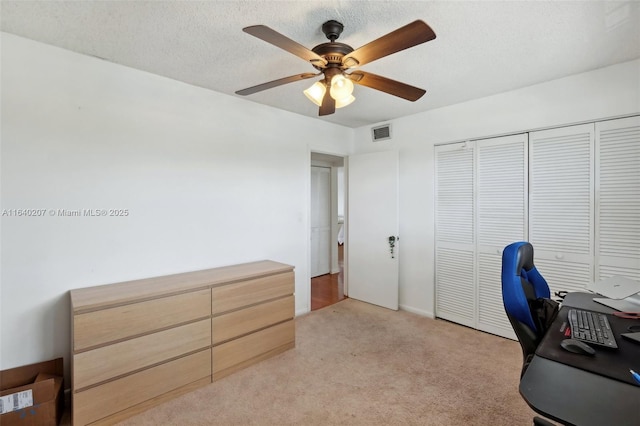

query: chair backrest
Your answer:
[501,241,551,365]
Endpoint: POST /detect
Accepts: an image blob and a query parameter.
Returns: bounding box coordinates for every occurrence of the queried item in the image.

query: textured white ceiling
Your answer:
[2,1,639,128]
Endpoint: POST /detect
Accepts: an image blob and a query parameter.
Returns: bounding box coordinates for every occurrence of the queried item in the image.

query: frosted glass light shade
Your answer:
[335,95,355,108]
[329,74,354,100]
[304,82,326,106]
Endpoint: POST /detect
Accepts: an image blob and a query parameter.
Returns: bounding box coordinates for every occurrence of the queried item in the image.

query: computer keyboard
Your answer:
[567,309,618,349]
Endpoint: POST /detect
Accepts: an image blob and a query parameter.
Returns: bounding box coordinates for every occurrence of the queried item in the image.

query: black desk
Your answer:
[519,293,640,426]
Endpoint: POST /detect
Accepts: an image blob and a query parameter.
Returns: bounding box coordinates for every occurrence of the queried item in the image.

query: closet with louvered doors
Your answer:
[435,116,640,338]
[435,134,528,339]
[529,117,640,295]
[435,142,475,329]
[595,116,640,282]
[528,123,595,296]
[476,134,528,338]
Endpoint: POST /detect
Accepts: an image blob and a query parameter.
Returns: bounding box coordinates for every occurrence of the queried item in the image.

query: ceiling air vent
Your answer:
[371,124,392,142]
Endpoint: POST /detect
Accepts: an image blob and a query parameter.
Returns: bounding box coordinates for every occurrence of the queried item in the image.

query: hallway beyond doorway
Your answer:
[311,244,345,310]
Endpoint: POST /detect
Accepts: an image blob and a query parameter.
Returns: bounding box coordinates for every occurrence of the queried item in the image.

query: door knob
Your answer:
[388,236,399,258]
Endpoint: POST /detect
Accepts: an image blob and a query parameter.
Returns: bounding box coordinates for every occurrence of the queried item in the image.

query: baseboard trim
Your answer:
[399,304,435,318]
[296,307,311,317]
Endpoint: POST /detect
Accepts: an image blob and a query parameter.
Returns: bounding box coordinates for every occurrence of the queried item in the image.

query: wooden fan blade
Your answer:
[348,71,426,101]
[319,90,335,116]
[342,20,436,68]
[236,73,318,96]
[243,25,328,67]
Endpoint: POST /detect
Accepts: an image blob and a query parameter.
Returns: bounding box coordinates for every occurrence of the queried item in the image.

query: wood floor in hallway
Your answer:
[311,244,345,310]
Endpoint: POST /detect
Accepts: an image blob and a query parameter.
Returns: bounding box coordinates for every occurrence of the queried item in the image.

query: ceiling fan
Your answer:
[235,20,436,116]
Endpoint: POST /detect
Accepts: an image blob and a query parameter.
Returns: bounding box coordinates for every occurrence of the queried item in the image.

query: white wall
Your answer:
[0,33,353,373]
[352,59,640,317]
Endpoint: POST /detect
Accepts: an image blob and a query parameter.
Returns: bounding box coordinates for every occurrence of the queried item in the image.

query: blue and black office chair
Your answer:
[502,241,560,426]
[501,241,551,374]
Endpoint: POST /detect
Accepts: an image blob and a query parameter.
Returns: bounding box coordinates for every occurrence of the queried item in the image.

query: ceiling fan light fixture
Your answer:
[303,81,326,106]
[238,20,435,116]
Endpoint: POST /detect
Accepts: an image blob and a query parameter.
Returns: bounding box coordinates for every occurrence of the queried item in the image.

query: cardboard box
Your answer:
[0,358,64,426]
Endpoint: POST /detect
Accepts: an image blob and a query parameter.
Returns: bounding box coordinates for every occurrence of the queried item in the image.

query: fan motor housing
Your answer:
[311,42,354,70]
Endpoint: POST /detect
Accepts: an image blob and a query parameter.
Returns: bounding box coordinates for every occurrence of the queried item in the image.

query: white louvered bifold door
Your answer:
[476,134,527,339]
[529,124,595,295]
[596,116,640,281]
[435,142,475,328]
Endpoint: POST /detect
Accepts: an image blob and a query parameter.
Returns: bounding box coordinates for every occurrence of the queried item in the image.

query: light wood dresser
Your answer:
[70,260,295,425]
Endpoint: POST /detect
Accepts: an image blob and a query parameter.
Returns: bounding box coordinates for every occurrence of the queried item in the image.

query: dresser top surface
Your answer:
[70,260,294,313]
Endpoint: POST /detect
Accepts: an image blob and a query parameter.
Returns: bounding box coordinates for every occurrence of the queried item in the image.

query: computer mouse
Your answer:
[560,338,596,356]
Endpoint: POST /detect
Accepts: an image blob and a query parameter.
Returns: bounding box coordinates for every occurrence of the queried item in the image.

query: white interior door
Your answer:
[311,166,331,278]
[347,150,399,310]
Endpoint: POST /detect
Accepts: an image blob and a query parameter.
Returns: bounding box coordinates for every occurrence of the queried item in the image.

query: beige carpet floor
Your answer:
[118,298,537,425]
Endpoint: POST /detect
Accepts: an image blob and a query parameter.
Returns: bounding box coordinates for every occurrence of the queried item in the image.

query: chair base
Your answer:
[533,416,557,425]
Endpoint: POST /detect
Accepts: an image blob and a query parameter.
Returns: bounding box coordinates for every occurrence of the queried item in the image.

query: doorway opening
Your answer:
[310,152,346,311]
[311,242,345,310]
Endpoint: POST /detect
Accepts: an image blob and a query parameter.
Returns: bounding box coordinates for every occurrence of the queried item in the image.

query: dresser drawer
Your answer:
[74,289,211,351]
[74,319,211,390]
[213,320,295,380]
[211,271,294,314]
[212,295,294,345]
[73,349,211,426]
